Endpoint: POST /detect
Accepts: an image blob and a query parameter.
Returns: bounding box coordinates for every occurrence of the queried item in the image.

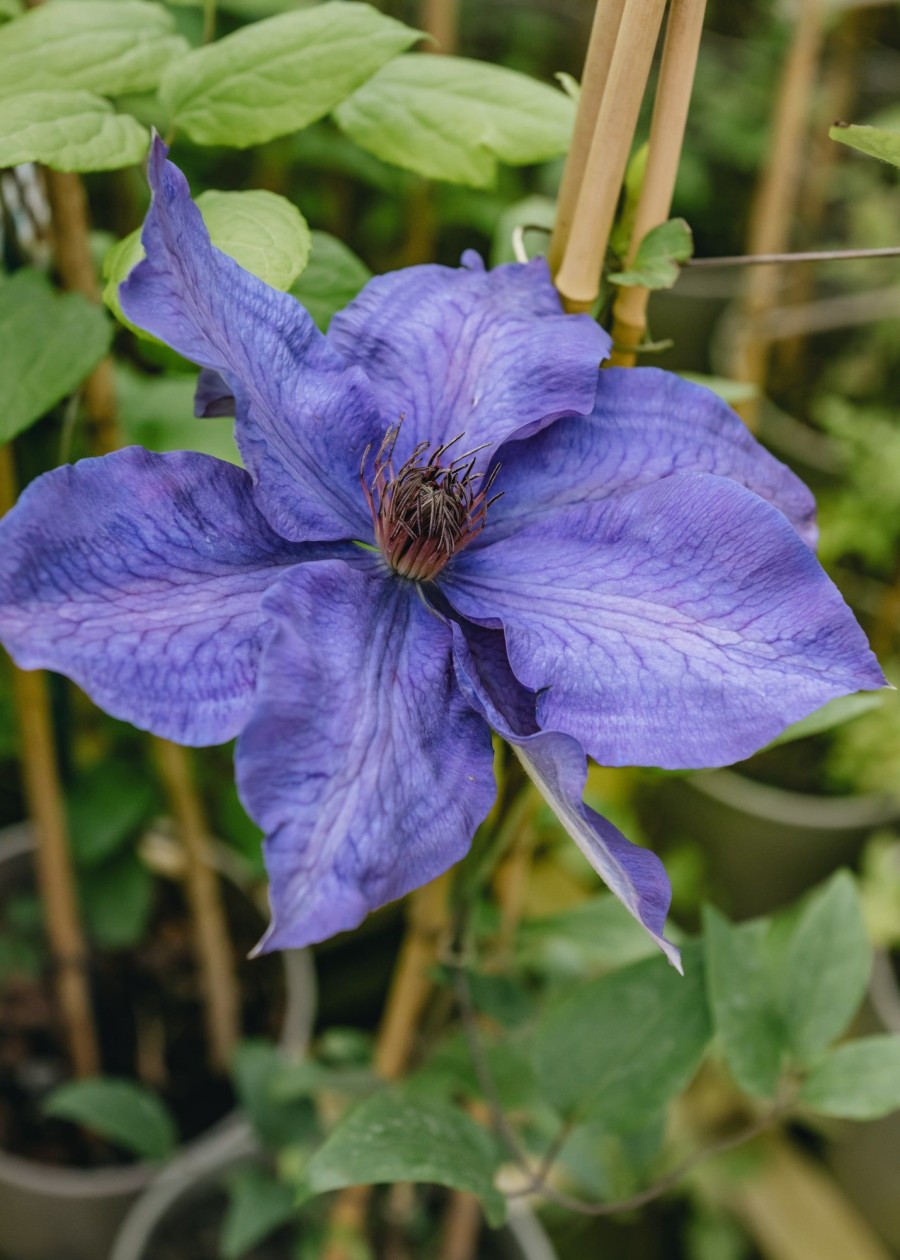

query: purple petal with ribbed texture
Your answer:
[0,448,319,744]
[327,250,610,471]
[481,368,817,548]
[444,472,886,769]
[236,560,495,952]
[450,620,680,969]
[119,136,380,543]
[194,367,235,418]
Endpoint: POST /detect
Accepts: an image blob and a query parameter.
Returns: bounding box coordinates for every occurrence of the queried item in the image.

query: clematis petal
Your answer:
[482,368,817,547]
[194,367,235,418]
[0,448,317,745]
[119,136,381,542]
[451,620,680,967]
[327,251,610,468]
[236,560,496,951]
[444,472,886,769]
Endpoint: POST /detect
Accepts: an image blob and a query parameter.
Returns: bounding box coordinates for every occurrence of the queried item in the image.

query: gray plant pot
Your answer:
[0,823,316,1260]
[644,770,899,918]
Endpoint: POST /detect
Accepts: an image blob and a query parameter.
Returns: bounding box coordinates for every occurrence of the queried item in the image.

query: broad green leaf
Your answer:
[800,1036,900,1119]
[44,1077,177,1160]
[104,189,310,330]
[703,907,786,1097]
[334,54,575,188]
[0,0,23,20]
[221,1167,297,1260]
[830,122,900,169]
[116,366,241,465]
[159,3,418,148]
[0,91,148,171]
[0,270,111,444]
[766,692,883,749]
[80,851,155,949]
[533,942,711,1130]
[195,189,311,289]
[608,218,694,289]
[779,872,872,1065]
[290,231,371,332]
[301,1089,505,1227]
[67,762,158,868]
[490,194,556,267]
[0,1,187,100]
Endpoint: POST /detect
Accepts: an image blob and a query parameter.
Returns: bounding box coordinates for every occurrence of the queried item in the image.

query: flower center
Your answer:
[361,425,500,581]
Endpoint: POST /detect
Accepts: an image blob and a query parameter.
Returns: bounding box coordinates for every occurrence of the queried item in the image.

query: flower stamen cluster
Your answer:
[361,425,500,581]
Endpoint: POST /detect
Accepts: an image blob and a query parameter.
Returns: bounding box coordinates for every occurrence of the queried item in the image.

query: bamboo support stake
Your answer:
[44,163,241,1072]
[322,875,452,1260]
[609,0,707,365]
[553,0,668,313]
[152,741,238,1073]
[548,0,628,275]
[726,0,826,426]
[0,446,100,1079]
[421,0,458,53]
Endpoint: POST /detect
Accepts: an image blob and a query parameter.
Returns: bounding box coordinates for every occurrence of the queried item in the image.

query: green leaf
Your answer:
[703,907,786,1096]
[290,231,371,332]
[608,218,694,289]
[116,366,241,465]
[44,1077,177,1160]
[830,122,900,169]
[676,372,759,406]
[0,91,148,171]
[334,54,575,188]
[80,851,155,950]
[800,1036,900,1119]
[0,1,187,100]
[765,692,883,749]
[779,872,871,1065]
[104,189,310,331]
[301,1089,505,1227]
[0,270,111,444]
[221,1167,297,1260]
[67,762,157,868]
[0,0,23,20]
[533,942,711,1130]
[159,3,418,148]
[195,189,311,289]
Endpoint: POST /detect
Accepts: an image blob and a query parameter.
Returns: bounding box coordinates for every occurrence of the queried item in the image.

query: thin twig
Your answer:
[152,741,238,1074]
[688,245,900,268]
[0,446,100,1079]
[609,0,708,366]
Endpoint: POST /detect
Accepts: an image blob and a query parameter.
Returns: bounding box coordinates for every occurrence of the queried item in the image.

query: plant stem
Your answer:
[554,0,668,313]
[725,0,826,427]
[609,0,707,366]
[0,445,100,1079]
[152,741,238,1074]
[421,0,458,53]
[44,164,241,1074]
[202,0,216,44]
[548,0,627,276]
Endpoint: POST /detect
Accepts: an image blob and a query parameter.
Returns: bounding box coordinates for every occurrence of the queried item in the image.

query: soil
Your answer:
[0,856,286,1169]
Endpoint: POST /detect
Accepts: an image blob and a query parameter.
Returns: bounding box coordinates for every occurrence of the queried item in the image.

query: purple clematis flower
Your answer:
[0,139,885,970]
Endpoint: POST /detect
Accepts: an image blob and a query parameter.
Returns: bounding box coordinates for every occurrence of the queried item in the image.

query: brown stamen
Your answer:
[361,424,500,581]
